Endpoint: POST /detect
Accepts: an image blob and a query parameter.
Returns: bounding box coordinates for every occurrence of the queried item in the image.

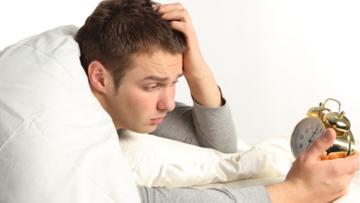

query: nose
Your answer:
[157,87,175,112]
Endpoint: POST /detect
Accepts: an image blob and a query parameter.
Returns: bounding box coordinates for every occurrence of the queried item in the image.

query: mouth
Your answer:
[150,117,165,125]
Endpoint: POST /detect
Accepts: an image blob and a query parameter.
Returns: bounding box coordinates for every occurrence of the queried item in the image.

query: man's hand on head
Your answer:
[154,3,222,108]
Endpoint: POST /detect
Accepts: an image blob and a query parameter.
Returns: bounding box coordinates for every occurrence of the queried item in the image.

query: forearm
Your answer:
[157,3,222,108]
[185,63,222,108]
[192,99,237,153]
[137,185,271,203]
[153,100,237,153]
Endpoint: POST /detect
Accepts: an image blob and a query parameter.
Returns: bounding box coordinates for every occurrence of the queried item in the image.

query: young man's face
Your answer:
[105,50,183,133]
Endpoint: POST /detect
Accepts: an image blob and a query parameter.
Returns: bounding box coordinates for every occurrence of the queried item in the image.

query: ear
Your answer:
[87,60,113,94]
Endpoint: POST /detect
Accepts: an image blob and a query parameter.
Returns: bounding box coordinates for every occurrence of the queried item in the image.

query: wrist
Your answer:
[186,74,221,107]
[266,181,308,203]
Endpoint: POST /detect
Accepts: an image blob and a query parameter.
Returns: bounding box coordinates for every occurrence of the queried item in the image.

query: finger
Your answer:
[307,128,336,161]
[330,151,360,174]
[332,188,349,202]
[326,151,348,160]
[157,3,184,13]
[336,173,354,193]
[328,173,354,201]
[168,21,187,35]
[160,9,190,23]
[169,21,200,49]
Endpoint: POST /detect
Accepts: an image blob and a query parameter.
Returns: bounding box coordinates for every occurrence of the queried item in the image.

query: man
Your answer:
[75,0,359,202]
[76,0,237,154]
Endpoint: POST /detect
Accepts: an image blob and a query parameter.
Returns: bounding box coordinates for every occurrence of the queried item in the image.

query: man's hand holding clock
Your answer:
[267,128,359,203]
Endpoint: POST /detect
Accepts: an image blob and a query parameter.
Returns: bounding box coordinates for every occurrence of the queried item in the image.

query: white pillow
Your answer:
[120,131,360,203]
[0,25,140,203]
[119,130,293,188]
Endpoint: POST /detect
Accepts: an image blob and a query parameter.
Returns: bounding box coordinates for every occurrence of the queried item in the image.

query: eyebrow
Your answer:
[142,74,183,82]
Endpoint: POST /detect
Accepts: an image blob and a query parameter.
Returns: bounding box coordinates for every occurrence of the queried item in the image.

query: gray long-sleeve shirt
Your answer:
[121,100,272,203]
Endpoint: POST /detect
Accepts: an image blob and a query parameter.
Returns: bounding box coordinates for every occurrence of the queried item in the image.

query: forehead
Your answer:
[125,51,183,80]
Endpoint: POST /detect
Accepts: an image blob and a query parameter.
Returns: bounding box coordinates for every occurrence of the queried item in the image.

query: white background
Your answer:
[1,0,360,145]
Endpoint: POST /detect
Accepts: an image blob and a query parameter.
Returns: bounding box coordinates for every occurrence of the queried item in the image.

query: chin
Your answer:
[128,125,157,134]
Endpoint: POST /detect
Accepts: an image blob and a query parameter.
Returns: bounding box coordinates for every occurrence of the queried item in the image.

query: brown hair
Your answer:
[75,0,186,87]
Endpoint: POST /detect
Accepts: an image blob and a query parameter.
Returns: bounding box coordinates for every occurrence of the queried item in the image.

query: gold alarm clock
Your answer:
[290,98,355,158]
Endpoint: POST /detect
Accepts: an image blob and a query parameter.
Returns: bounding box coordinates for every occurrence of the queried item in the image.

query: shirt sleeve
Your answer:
[151,97,237,153]
[137,185,271,203]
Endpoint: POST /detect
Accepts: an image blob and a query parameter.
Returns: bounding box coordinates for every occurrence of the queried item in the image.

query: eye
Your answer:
[171,80,178,86]
[144,84,161,91]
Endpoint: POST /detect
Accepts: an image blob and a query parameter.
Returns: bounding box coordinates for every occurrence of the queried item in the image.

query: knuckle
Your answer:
[180,8,188,14]
[177,8,188,19]
[174,3,183,8]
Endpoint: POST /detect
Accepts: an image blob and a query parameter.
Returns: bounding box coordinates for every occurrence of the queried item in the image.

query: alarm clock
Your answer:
[290,98,355,158]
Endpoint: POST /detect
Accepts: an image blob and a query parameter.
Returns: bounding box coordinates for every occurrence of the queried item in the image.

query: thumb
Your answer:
[306,128,336,160]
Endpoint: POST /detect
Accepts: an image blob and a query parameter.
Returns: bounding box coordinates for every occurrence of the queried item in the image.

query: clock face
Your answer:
[291,117,326,157]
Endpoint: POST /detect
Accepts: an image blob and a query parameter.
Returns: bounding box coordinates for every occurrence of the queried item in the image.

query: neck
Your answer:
[91,88,122,129]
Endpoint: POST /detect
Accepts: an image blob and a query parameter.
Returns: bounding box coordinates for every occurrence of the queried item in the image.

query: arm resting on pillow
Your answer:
[137,185,270,203]
[151,96,237,153]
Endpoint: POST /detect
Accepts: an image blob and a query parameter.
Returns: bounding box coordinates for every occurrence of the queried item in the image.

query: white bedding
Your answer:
[120,130,360,202]
[0,26,140,203]
[119,130,292,188]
